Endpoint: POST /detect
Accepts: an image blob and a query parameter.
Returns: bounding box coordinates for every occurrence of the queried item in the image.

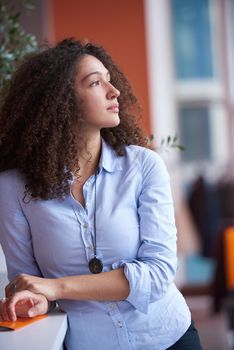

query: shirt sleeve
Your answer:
[113,151,177,314]
[0,171,42,281]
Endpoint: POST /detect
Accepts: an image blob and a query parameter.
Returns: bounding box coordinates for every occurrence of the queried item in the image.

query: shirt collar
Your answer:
[99,138,123,173]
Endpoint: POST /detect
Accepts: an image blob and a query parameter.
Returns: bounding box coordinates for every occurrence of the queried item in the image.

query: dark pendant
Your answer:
[89,257,103,274]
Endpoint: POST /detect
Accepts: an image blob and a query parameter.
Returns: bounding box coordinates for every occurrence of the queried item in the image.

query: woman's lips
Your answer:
[107,104,119,113]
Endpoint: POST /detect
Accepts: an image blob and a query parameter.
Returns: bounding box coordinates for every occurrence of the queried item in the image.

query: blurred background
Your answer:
[0,0,234,349]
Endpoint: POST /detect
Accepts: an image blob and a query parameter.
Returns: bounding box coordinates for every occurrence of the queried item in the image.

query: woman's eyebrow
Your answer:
[81,70,110,82]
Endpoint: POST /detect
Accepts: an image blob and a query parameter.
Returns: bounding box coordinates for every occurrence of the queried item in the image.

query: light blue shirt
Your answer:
[0,139,190,350]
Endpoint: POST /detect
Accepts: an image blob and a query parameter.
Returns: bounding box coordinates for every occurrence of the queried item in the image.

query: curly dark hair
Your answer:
[0,38,148,200]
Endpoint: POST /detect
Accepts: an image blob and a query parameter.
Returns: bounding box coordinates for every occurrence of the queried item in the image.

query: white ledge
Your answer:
[0,310,68,350]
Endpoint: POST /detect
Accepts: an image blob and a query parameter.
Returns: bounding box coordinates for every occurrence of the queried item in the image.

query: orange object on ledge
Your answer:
[224,226,234,290]
[0,314,48,331]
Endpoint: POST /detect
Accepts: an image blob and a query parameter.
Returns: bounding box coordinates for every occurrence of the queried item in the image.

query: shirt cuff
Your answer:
[112,260,151,314]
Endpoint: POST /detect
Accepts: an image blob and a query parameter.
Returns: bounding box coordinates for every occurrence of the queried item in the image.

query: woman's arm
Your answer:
[6,267,130,301]
[0,171,43,280]
[3,268,129,321]
[0,172,49,321]
[56,267,130,300]
[108,151,178,314]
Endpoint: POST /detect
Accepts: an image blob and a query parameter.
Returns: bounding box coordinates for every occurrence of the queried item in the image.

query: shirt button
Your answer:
[117,320,123,328]
[83,223,88,229]
[109,303,115,310]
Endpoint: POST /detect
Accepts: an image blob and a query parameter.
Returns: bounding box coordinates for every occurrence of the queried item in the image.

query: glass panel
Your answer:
[179,105,211,161]
[171,0,213,79]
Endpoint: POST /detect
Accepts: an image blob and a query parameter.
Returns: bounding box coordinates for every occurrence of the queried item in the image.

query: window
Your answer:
[171,0,214,79]
[179,105,211,161]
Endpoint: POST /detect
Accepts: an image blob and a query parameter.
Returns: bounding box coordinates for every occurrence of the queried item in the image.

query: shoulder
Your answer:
[124,145,166,170]
[123,145,170,184]
[0,169,25,199]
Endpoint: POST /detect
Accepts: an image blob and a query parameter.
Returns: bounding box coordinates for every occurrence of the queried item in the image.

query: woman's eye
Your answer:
[90,80,100,87]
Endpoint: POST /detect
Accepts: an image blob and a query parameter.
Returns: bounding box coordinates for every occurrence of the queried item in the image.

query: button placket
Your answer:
[106,304,131,349]
[82,175,98,262]
[83,175,94,213]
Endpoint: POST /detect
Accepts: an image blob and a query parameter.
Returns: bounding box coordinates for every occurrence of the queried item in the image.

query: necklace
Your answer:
[72,169,103,274]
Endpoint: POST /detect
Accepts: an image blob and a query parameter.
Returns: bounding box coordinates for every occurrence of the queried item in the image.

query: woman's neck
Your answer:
[75,133,102,181]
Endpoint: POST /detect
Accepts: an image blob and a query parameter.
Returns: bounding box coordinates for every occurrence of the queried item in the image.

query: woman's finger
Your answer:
[5,280,19,297]
[7,291,33,320]
[27,303,44,317]
[0,298,13,321]
[6,299,17,321]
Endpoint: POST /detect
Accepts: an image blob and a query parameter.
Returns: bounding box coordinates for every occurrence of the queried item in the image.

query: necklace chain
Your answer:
[93,171,97,256]
[72,168,103,273]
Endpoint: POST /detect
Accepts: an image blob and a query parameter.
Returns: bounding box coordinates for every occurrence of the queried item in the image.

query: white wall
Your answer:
[0,245,8,298]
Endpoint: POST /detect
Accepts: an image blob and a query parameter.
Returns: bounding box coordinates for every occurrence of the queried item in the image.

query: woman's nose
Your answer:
[107,84,120,99]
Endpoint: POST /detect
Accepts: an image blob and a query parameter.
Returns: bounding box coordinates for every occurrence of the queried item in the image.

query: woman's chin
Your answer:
[107,115,120,128]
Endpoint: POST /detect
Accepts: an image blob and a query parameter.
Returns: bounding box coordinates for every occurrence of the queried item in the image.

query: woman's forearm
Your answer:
[56,267,130,301]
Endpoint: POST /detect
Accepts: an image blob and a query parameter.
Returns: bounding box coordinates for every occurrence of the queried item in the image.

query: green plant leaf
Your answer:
[0,0,37,98]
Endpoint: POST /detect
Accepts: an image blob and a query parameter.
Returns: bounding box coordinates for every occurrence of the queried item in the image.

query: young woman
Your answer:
[0,38,202,350]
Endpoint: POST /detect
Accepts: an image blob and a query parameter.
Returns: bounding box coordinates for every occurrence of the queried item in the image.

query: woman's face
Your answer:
[75,54,120,133]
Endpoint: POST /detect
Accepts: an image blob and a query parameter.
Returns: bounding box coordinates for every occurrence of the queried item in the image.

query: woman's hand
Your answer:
[5,274,60,301]
[0,291,49,322]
